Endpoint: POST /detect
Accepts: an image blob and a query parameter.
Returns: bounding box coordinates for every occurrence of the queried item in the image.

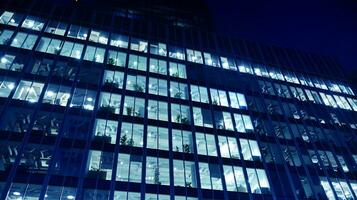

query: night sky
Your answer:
[204,0,357,83]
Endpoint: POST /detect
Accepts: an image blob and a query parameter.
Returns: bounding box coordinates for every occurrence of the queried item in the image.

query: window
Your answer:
[13,80,44,103]
[190,85,208,103]
[169,62,186,79]
[146,157,170,185]
[21,15,45,31]
[128,54,147,71]
[223,165,247,192]
[234,114,254,133]
[60,41,84,59]
[149,58,167,75]
[172,129,193,153]
[84,46,105,63]
[196,132,217,156]
[148,100,168,121]
[237,60,253,74]
[246,168,270,194]
[170,81,189,100]
[220,57,236,70]
[87,150,114,180]
[103,70,124,89]
[116,153,142,182]
[168,46,185,60]
[148,77,167,96]
[98,92,121,114]
[147,126,169,151]
[210,89,228,107]
[150,42,167,56]
[120,122,144,147]
[240,139,261,161]
[218,136,240,159]
[0,77,16,97]
[203,52,221,67]
[171,104,190,125]
[123,96,145,117]
[89,29,109,44]
[228,92,247,109]
[186,49,203,64]
[173,159,197,187]
[70,88,96,110]
[45,20,68,36]
[0,11,23,26]
[114,191,140,199]
[0,29,14,45]
[130,38,148,53]
[67,25,89,40]
[214,111,233,130]
[0,53,25,71]
[126,74,146,93]
[43,84,71,106]
[36,37,63,54]
[11,32,38,50]
[192,107,213,128]
[6,183,42,199]
[107,50,126,67]
[110,33,129,48]
[93,119,118,144]
[199,162,223,190]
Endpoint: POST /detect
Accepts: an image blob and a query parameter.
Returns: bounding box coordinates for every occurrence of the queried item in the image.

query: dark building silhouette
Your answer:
[0,0,356,199]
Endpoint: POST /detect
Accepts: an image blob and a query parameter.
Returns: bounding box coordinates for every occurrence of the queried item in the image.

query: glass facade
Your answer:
[0,3,356,200]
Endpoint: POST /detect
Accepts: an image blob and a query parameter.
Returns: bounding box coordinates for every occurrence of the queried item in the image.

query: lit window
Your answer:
[148,77,167,96]
[190,85,209,103]
[116,153,142,182]
[218,136,240,159]
[84,46,105,63]
[103,70,124,89]
[128,54,147,71]
[210,89,228,107]
[146,157,170,185]
[93,119,118,144]
[147,126,169,151]
[13,80,44,103]
[0,29,14,45]
[196,132,217,156]
[148,99,168,121]
[130,38,148,53]
[0,53,24,71]
[45,20,68,36]
[170,81,188,100]
[220,57,236,70]
[150,42,167,56]
[0,77,16,97]
[60,41,84,59]
[214,111,233,130]
[223,165,247,192]
[173,159,197,187]
[171,104,190,125]
[237,60,253,74]
[89,29,109,44]
[199,162,223,190]
[107,50,126,67]
[246,168,270,194]
[0,11,23,27]
[43,84,71,106]
[169,62,186,79]
[168,46,185,60]
[120,122,144,147]
[240,139,261,161]
[203,52,221,67]
[70,88,96,110]
[21,15,45,31]
[123,96,145,117]
[234,114,254,133]
[126,74,146,93]
[228,92,247,109]
[110,33,129,48]
[172,129,193,153]
[98,92,121,114]
[149,58,167,75]
[67,25,89,40]
[87,150,114,180]
[193,107,213,128]
[10,32,38,50]
[36,37,63,54]
[186,49,203,64]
